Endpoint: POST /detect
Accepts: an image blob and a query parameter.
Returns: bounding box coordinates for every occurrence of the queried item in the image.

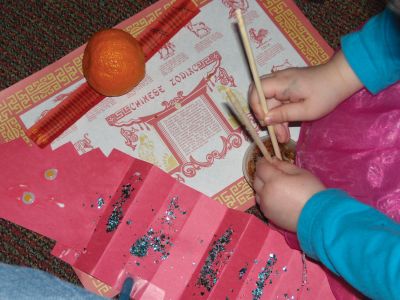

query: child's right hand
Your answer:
[248,51,363,142]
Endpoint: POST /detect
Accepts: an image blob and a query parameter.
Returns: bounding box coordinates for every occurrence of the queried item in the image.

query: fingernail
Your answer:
[264,116,272,124]
[247,83,254,97]
[255,156,265,165]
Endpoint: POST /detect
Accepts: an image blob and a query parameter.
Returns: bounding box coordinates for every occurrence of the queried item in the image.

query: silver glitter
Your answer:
[161,196,186,225]
[301,252,308,286]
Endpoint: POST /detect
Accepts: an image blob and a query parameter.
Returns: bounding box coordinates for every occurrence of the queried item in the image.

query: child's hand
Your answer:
[249,51,363,143]
[253,158,325,232]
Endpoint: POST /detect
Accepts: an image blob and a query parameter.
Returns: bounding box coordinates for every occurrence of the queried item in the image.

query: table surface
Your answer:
[0,0,386,287]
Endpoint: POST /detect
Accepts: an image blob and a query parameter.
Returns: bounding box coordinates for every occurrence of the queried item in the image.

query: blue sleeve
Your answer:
[341,8,400,94]
[298,189,400,300]
[0,263,105,299]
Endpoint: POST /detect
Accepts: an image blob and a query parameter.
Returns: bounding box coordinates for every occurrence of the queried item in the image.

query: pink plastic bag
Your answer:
[292,81,400,299]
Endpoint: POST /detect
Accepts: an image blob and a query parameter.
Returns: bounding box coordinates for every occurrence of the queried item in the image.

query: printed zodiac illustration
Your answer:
[158,42,176,60]
[186,20,211,38]
[206,52,237,91]
[222,0,249,18]
[249,28,270,48]
[35,93,69,122]
[120,127,139,151]
[138,135,159,166]
[74,133,93,155]
[271,59,293,72]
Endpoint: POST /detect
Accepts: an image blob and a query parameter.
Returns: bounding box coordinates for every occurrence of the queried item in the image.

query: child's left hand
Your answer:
[254,158,325,232]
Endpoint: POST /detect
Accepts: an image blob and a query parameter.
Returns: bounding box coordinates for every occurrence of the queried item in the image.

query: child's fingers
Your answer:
[256,157,299,182]
[273,123,290,143]
[255,158,281,183]
[253,176,264,197]
[258,72,291,100]
[270,158,300,174]
[248,83,264,121]
[264,101,311,125]
[248,74,288,121]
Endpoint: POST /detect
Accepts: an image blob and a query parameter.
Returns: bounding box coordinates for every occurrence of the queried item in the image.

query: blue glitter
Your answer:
[239,266,248,279]
[197,228,233,291]
[106,184,134,232]
[251,253,277,300]
[130,228,172,261]
[130,236,150,257]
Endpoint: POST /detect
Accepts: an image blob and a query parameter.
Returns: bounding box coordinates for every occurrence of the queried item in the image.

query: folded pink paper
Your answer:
[0,139,334,299]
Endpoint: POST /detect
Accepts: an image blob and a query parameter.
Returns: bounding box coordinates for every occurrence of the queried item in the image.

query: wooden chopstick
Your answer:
[225,88,272,161]
[235,9,282,160]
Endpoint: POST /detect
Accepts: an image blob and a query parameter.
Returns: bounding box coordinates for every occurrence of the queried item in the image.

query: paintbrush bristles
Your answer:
[225,89,272,161]
[235,9,282,160]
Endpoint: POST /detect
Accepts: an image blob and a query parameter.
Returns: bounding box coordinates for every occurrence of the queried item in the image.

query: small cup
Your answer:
[243,136,296,188]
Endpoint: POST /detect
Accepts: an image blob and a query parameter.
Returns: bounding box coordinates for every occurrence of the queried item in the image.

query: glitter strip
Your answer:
[252,253,278,300]
[106,184,134,232]
[197,227,233,291]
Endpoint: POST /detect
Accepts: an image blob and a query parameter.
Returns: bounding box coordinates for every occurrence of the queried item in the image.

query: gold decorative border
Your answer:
[191,0,210,7]
[213,177,254,209]
[124,0,206,38]
[125,8,163,37]
[90,278,113,296]
[0,54,83,143]
[260,0,331,66]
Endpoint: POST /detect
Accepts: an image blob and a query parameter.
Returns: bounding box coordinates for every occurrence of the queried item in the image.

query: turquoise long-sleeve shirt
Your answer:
[298,189,400,299]
[297,8,400,300]
[341,8,400,94]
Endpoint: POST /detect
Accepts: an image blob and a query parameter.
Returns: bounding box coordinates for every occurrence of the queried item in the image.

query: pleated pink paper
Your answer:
[1,139,335,299]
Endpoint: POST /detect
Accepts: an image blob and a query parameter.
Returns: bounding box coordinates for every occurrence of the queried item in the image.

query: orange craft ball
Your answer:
[82,28,145,97]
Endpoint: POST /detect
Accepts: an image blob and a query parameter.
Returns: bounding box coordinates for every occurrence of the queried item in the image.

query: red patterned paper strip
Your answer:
[26,0,199,148]
[138,0,200,60]
[26,83,103,147]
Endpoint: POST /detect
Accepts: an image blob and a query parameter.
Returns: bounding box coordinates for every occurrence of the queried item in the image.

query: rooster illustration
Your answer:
[249,28,269,48]
[222,0,249,18]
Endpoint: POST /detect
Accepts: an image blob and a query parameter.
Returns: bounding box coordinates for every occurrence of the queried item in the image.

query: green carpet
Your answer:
[0,0,386,288]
